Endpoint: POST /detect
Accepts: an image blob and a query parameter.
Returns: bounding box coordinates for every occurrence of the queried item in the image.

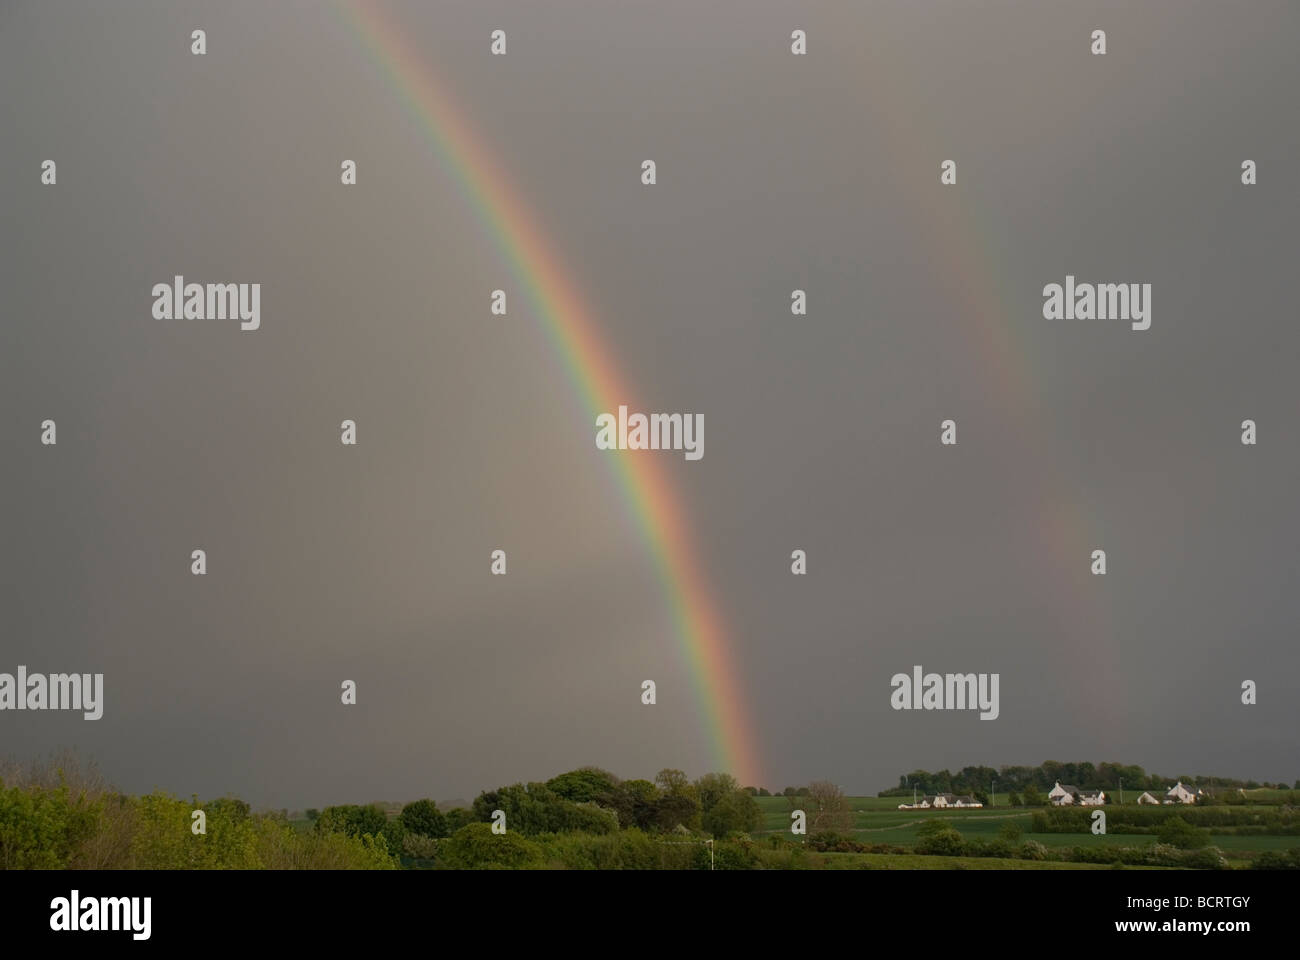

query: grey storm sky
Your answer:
[2,0,1297,809]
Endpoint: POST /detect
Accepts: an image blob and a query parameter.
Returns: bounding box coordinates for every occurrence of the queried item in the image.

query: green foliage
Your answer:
[380,817,406,855]
[533,828,697,870]
[254,818,399,869]
[1020,839,1049,861]
[130,791,260,868]
[1156,815,1210,850]
[652,769,701,831]
[442,807,474,834]
[998,820,1023,844]
[438,822,544,869]
[608,779,657,830]
[0,781,100,868]
[914,819,965,856]
[399,799,447,839]
[694,772,762,838]
[315,804,387,840]
[545,768,618,804]
[1252,848,1300,870]
[701,788,762,837]
[471,782,618,837]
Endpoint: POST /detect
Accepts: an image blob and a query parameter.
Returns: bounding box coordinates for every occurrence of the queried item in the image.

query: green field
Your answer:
[752,796,1299,867]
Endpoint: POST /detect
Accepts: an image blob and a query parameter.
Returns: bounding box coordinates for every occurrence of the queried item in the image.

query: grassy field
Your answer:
[752,795,1298,867]
[773,852,1167,870]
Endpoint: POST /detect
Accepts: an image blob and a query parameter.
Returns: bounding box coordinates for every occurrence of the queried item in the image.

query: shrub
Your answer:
[1019,839,1048,861]
[914,820,964,856]
[438,822,545,869]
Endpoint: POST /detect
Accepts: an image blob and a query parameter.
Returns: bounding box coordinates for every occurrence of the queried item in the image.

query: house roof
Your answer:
[1053,783,1081,794]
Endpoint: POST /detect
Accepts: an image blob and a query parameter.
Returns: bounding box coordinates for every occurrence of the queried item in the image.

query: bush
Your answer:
[1181,846,1228,870]
[1252,848,1300,870]
[1156,816,1209,850]
[1020,839,1048,861]
[401,832,439,859]
[914,820,964,856]
[438,822,545,869]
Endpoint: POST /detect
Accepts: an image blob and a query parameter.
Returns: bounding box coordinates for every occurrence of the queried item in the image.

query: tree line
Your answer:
[880,761,1298,799]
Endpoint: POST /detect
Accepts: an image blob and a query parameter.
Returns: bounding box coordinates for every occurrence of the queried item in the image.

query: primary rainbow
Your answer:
[337,0,764,787]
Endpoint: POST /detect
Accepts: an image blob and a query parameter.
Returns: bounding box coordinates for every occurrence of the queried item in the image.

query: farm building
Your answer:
[896,793,983,810]
[1047,782,1081,805]
[1164,781,1201,804]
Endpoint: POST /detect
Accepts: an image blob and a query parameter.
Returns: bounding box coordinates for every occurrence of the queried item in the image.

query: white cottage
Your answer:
[1047,782,1081,805]
[1136,791,1160,805]
[1164,781,1201,804]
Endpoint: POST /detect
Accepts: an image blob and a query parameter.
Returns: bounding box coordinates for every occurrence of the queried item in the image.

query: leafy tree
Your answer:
[702,789,762,837]
[998,820,1023,844]
[380,817,406,856]
[546,768,618,805]
[304,808,319,822]
[609,779,658,830]
[399,799,447,839]
[1156,815,1209,850]
[472,782,617,836]
[694,773,741,813]
[315,804,387,839]
[438,822,544,869]
[653,769,701,832]
[1022,786,1045,807]
[442,807,474,834]
[1007,792,1023,807]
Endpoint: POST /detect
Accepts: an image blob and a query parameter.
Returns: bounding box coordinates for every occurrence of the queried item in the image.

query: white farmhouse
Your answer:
[897,793,983,810]
[1164,781,1201,804]
[1047,782,1081,805]
[1077,790,1105,806]
[1136,791,1160,805]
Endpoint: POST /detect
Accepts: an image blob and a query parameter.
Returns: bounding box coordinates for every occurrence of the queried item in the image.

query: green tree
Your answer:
[442,807,474,834]
[653,769,701,831]
[315,804,387,839]
[438,822,544,869]
[399,799,447,839]
[1156,815,1209,850]
[610,779,658,830]
[694,772,741,813]
[702,789,762,837]
[545,768,618,804]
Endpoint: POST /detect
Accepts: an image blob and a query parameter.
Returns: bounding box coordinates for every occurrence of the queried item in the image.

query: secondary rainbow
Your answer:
[337,0,764,786]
